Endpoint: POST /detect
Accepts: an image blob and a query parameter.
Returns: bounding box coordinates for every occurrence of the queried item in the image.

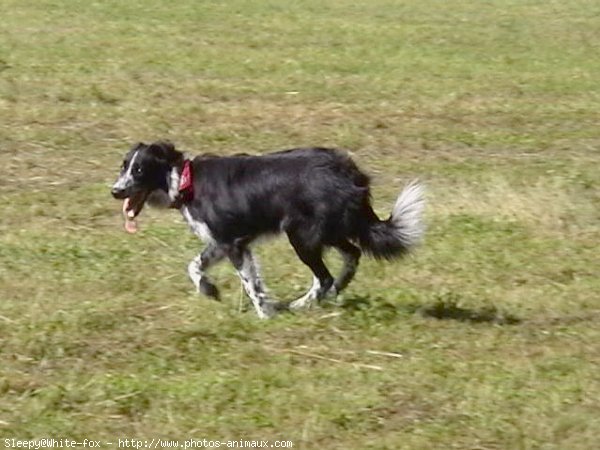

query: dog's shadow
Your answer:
[337,294,521,325]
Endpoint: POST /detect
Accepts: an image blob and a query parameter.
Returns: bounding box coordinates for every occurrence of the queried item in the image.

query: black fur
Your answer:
[188,148,374,246]
[112,141,424,316]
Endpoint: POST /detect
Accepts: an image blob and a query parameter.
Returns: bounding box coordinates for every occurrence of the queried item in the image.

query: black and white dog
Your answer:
[111,141,424,319]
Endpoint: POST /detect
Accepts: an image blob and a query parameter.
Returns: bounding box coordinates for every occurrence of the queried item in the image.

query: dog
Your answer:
[111,141,424,318]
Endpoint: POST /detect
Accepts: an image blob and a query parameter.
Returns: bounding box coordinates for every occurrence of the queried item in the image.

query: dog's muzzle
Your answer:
[111,186,128,199]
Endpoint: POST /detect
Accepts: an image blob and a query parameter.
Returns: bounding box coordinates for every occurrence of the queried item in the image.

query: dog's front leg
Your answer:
[226,245,278,319]
[188,243,226,300]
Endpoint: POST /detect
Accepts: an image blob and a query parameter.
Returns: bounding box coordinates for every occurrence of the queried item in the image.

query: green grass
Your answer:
[1,0,599,448]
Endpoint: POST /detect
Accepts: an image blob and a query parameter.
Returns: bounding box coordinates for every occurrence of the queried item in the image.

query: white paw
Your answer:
[289,295,315,311]
[289,283,337,311]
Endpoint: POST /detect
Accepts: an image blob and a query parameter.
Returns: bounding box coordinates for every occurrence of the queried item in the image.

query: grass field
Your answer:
[1,0,599,448]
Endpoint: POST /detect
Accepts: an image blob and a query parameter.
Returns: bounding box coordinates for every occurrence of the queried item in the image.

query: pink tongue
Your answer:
[124,218,138,234]
[122,199,138,234]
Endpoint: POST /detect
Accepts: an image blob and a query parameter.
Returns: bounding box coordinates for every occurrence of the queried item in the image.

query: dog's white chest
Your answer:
[181,206,214,243]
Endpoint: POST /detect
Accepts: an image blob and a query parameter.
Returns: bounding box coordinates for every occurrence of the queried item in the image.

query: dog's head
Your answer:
[111,141,183,233]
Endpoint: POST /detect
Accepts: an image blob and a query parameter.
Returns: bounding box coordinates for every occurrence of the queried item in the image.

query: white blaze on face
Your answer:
[112,150,140,192]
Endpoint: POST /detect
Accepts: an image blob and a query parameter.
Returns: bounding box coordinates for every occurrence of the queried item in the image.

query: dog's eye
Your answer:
[121,161,126,171]
[134,166,143,175]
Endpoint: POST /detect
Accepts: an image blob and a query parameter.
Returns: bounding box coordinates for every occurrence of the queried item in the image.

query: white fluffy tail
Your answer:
[360,180,425,259]
[391,180,426,250]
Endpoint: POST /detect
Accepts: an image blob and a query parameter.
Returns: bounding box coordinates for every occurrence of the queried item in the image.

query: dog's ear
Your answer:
[147,140,182,164]
[129,142,147,152]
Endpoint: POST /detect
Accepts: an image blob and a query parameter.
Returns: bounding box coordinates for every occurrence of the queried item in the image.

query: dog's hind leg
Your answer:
[287,233,336,311]
[188,243,226,300]
[290,275,322,310]
[333,240,361,293]
[226,245,278,319]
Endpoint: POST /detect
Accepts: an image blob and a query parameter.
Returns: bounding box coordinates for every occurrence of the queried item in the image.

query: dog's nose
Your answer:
[111,187,125,199]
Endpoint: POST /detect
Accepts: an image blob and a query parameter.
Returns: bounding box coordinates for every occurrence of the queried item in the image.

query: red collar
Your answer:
[178,159,194,203]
